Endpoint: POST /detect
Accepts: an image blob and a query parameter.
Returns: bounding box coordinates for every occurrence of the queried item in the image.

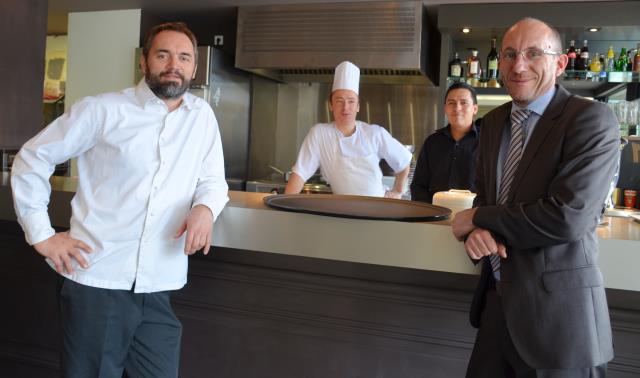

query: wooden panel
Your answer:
[0,0,47,148]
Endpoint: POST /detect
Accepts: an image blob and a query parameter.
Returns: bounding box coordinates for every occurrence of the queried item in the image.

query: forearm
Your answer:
[391,165,410,193]
[11,98,100,244]
[11,147,57,245]
[284,173,305,194]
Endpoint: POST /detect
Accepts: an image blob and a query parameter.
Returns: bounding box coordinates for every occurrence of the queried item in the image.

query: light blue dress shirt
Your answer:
[496,86,558,196]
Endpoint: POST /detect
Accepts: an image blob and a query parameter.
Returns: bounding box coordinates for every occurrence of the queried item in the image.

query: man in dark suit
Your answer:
[452,18,618,377]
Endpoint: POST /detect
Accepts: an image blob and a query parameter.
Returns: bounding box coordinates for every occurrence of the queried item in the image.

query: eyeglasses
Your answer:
[501,48,561,62]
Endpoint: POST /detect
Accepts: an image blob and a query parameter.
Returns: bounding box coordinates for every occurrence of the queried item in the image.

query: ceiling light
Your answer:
[588,27,600,32]
[461,27,471,34]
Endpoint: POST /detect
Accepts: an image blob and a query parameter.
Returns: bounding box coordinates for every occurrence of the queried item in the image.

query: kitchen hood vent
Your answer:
[235,1,434,84]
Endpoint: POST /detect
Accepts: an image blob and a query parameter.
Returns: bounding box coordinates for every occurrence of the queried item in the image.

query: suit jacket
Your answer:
[470,85,617,369]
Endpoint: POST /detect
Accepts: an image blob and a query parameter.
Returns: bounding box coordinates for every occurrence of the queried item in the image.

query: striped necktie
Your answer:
[490,109,532,279]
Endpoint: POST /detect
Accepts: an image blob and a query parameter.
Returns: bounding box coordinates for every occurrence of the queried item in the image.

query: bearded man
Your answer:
[11,22,228,378]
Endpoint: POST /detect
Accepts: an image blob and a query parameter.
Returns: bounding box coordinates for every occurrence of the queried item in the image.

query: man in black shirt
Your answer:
[411,83,480,203]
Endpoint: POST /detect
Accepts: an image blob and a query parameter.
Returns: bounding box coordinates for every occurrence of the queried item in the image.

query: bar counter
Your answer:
[1,173,639,377]
[3,173,637,290]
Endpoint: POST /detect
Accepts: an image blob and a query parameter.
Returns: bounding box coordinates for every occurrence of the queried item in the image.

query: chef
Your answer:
[284,61,412,198]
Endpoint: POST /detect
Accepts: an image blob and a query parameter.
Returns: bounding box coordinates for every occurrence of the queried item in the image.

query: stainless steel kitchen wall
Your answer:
[207,49,251,190]
[247,81,440,181]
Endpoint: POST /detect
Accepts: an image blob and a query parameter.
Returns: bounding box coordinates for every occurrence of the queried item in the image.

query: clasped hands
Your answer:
[33,204,214,275]
[451,208,507,261]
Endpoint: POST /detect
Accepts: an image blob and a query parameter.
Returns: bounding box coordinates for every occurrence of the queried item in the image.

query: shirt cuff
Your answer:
[473,206,500,230]
[192,194,229,222]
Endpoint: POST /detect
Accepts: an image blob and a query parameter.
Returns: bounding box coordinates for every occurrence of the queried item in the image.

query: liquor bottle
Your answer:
[634,44,640,73]
[589,52,602,73]
[577,40,589,71]
[616,47,628,72]
[567,40,577,71]
[486,37,499,80]
[605,46,616,72]
[627,49,634,72]
[598,53,607,80]
[467,49,481,85]
[449,52,463,79]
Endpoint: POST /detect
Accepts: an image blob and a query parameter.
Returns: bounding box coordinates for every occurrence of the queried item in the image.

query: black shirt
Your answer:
[410,121,480,203]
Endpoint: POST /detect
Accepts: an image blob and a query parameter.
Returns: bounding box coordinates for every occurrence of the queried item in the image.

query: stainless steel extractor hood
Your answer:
[235,1,438,85]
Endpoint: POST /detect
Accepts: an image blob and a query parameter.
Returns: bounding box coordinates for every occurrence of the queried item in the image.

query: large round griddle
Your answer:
[263,194,451,222]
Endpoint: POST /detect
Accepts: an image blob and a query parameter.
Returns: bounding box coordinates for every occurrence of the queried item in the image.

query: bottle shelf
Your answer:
[563,70,639,83]
[447,71,638,98]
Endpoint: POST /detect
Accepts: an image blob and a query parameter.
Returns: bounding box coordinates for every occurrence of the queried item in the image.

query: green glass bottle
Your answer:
[616,47,628,72]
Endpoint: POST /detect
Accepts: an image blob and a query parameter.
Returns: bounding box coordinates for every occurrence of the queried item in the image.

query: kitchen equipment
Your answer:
[246,180,332,195]
[1,149,17,172]
[246,180,287,194]
[264,194,450,222]
[235,1,434,85]
[432,189,476,216]
[268,165,292,182]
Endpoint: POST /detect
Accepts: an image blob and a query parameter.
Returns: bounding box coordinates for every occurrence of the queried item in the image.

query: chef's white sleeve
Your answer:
[377,127,412,173]
[291,130,320,181]
[192,110,229,221]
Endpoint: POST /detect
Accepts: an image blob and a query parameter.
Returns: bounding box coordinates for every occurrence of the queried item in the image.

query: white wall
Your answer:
[66,9,141,110]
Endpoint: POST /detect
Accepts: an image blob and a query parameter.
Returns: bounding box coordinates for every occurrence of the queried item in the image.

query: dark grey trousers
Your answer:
[59,278,182,378]
[466,288,607,378]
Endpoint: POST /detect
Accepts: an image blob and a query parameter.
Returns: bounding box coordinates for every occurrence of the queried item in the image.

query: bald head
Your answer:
[499,17,568,106]
[504,18,563,54]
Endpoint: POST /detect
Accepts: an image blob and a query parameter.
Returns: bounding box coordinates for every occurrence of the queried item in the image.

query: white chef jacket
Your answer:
[11,80,229,293]
[292,121,411,196]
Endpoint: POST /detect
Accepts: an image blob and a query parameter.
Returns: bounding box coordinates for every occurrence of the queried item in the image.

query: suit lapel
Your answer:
[509,85,572,201]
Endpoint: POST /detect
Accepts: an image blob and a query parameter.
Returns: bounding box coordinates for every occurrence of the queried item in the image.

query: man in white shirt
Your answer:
[284,61,412,198]
[11,22,228,378]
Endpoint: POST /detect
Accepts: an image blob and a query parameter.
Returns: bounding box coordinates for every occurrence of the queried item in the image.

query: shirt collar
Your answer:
[510,85,556,116]
[134,79,200,111]
[443,122,478,139]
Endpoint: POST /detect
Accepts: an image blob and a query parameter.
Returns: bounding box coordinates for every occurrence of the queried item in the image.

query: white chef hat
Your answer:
[332,61,360,94]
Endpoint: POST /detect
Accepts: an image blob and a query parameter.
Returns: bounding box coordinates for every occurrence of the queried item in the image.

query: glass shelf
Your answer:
[447,72,636,98]
[563,70,639,83]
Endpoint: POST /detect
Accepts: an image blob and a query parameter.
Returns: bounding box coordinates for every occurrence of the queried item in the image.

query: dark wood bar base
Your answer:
[1,220,639,377]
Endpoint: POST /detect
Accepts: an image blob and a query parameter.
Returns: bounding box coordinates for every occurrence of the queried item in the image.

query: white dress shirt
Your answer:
[11,80,229,293]
[292,121,411,196]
